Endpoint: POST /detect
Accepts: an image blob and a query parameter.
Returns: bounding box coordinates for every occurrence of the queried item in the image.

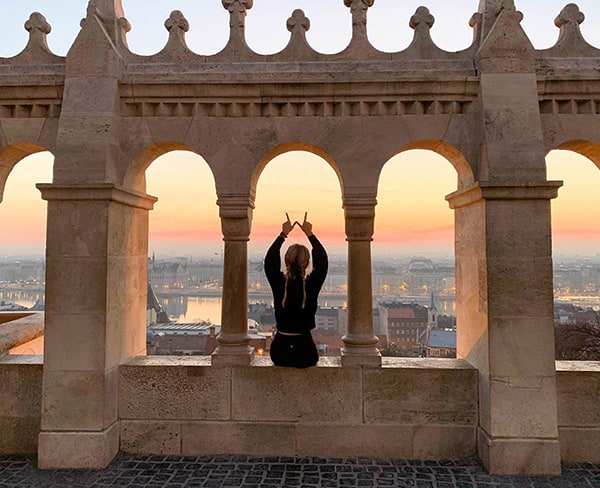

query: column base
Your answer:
[477,428,561,476]
[341,334,381,367]
[212,344,254,366]
[38,422,119,470]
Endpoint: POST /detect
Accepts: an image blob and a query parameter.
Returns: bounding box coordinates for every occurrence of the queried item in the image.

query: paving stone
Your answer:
[0,455,598,487]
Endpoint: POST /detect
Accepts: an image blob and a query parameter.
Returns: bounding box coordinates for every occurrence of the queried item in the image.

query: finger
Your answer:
[285,212,291,223]
[303,212,307,224]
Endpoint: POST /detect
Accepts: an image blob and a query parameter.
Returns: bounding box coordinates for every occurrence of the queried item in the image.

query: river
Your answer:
[1,289,458,324]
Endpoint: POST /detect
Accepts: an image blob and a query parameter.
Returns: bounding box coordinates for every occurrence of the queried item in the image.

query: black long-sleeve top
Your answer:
[264,234,328,334]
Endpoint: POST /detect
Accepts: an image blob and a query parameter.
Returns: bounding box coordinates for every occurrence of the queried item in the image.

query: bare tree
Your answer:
[555,312,600,360]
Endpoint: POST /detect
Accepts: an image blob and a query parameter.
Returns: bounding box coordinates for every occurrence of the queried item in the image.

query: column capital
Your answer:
[344,194,376,242]
[37,183,157,210]
[217,194,254,241]
[446,181,563,209]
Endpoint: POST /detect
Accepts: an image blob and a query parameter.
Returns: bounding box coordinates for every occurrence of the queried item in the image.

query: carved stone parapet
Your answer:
[446,182,563,210]
[37,183,157,210]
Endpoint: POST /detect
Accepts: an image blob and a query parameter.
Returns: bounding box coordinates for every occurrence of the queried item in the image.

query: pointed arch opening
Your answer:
[547,143,600,361]
[252,148,345,357]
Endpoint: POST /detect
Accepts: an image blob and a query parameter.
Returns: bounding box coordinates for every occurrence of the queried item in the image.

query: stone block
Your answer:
[559,427,600,463]
[0,417,40,454]
[363,361,477,425]
[45,257,108,314]
[120,420,181,455]
[484,200,552,258]
[478,428,561,476]
[41,368,118,431]
[45,201,109,257]
[38,422,119,470]
[486,257,554,317]
[119,357,230,421]
[232,365,362,422]
[556,367,600,427]
[181,421,296,456]
[488,317,556,378]
[296,423,475,459]
[43,312,107,372]
[0,357,43,417]
[488,376,558,439]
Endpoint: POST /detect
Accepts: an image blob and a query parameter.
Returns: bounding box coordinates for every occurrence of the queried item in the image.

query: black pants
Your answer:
[270,331,319,368]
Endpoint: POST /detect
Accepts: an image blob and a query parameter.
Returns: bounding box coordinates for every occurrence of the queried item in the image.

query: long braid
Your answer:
[282,266,306,309]
[282,244,310,310]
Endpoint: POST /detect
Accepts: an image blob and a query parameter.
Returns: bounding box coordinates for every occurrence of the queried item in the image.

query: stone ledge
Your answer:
[0,313,44,357]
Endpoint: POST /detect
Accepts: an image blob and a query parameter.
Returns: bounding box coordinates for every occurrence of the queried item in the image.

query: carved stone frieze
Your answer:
[120,99,473,118]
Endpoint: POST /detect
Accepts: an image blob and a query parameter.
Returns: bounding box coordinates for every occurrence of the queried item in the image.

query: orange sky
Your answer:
[0,149,599,257]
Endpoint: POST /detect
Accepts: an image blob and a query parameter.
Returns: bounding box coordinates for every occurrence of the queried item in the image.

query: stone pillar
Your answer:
[341,195,381,367]
[37,184,156,469]
[447,182,562,475]
[211,195,254,366]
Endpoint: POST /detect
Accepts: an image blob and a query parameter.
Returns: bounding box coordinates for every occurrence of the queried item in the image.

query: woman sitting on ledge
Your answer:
[264,213,328,368]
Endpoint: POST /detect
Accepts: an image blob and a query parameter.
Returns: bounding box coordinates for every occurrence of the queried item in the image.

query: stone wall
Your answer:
[0,355,43,454]
[556,361,600,463]
[119,357,478,459]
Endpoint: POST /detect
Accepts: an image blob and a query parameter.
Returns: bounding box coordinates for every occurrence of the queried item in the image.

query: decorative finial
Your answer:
[287,9,310,33]
[222,0,253,44]
[410,6,435,31]
[165,10,190,34]
[344,0,375,39]
[25,12,51,36]
[555,3,585,28]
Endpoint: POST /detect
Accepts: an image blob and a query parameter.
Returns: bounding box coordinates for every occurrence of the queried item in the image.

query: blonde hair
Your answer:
[283,244,310,309]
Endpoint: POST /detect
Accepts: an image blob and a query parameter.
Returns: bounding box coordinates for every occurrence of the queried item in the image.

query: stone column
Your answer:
[211,195,254,366]
[447,182,562,475]
[37,184,156,469]
[341,195,381,367]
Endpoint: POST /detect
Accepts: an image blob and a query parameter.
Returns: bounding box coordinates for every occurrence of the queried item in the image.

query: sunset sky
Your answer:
[1,1,600,258]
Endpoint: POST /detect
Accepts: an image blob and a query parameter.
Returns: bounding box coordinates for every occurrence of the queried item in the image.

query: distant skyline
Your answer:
[1,1,600,257]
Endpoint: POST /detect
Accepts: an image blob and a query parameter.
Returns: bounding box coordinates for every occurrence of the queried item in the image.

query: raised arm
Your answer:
[264,214,295,281]
[297,212,328,282]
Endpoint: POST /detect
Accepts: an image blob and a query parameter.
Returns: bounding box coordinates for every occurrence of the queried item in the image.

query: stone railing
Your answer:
[0,312,44,356]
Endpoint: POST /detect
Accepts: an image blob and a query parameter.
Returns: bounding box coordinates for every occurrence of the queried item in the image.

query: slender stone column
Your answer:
[341,195,381,367]
[211,195,254,366]
[36,184,156,469]
[447,182,562,476]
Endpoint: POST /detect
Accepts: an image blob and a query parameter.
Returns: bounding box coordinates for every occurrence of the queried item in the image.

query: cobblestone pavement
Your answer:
[0,455,598,488]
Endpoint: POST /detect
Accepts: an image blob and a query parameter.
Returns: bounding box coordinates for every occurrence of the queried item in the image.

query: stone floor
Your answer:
[0,455,598,488]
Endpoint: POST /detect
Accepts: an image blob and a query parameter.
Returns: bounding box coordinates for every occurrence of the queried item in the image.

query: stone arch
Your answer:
[383,140,475,191]
[123,142,217,194]
[553,140,600,171]
[374,140,474,357]
[0,143,49,203]
[252,142,343,199]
